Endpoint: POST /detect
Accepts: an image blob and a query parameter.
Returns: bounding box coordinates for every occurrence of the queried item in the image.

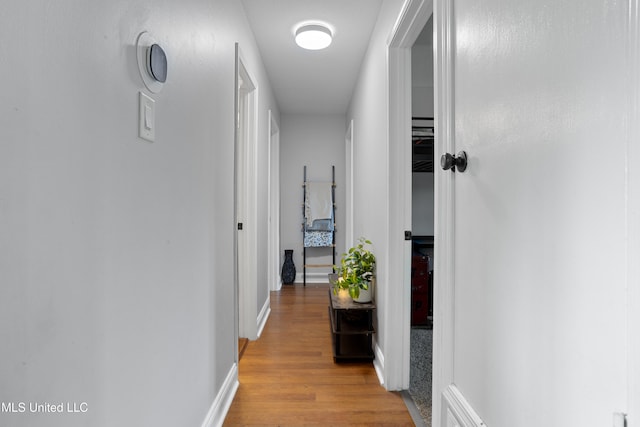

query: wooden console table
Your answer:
[328,290,375,362]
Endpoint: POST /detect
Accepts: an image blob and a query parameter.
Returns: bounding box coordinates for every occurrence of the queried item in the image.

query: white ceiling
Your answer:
[241,0,383,115]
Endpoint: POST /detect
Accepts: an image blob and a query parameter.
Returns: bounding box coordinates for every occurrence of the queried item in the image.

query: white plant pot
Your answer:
[353,285,372,303]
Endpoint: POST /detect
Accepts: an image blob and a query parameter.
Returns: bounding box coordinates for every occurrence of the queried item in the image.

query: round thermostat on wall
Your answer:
[136,31,168,93]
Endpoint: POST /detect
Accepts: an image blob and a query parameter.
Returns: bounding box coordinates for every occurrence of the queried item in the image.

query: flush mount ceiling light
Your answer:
[295,23,333,50]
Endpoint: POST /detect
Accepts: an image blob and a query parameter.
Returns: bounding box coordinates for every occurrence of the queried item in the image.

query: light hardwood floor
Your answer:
[223,284,414,426]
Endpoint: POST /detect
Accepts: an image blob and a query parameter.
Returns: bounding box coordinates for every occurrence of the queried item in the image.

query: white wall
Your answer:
[280,114,346,283]
[0,1,278,426]
[347,0,406,384]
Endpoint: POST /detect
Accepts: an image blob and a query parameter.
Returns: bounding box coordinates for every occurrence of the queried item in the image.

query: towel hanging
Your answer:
[304,181,333,227]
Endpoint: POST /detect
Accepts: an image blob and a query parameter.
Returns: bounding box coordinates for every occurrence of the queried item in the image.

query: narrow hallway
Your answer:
[223,284,414,426]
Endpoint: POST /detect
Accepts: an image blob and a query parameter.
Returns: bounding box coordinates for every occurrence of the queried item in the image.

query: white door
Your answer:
[434,0,631,426]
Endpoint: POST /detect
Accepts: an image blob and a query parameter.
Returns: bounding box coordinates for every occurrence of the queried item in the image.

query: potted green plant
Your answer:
[333,237,376,303]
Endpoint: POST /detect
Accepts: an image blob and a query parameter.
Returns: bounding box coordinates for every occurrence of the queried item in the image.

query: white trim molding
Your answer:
[200,363,239,427]
[373,342,385,386]
[441,385,486,427]
[256,295,271,338]
[432,0,456,425]
[293,271,332,284]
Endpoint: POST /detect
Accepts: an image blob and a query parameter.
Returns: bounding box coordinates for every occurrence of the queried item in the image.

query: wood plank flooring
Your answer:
[223,284,414,426]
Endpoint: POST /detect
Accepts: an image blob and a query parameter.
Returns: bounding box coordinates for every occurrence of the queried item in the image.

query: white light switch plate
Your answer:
[139,91,155,142]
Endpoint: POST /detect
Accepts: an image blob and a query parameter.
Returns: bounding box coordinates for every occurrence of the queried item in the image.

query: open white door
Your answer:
[433,0,631,426]
[385,0,432,392]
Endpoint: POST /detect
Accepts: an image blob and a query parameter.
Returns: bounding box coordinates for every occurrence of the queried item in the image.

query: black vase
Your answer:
[281,249,296,284]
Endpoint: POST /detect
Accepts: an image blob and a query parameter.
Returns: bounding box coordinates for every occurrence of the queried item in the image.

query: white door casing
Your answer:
[385,0,433,391]
[432,0,455,424]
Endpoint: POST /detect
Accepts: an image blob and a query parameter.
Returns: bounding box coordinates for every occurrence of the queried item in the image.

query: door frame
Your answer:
[385,0,432,391]
[268,110,281,291]
[388,0,457,425]
[234,44,259,341]
[431,0,456,424]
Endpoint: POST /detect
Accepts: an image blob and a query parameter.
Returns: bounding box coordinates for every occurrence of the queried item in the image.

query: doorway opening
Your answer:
[386,0,433,424]
[235,45,259,352]
[408,16,434,426]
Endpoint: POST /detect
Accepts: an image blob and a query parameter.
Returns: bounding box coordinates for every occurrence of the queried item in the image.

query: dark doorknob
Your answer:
[440,151,468,172]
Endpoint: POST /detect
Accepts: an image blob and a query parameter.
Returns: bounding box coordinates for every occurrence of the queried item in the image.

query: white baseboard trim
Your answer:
[256,296,271,338]
[200,363,239,427]
[441,384,486,427]
[373,342,385,386]
[294,271,332,284]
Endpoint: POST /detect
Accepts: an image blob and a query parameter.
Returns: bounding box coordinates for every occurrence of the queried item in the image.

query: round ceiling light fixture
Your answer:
[295,23,333,50]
